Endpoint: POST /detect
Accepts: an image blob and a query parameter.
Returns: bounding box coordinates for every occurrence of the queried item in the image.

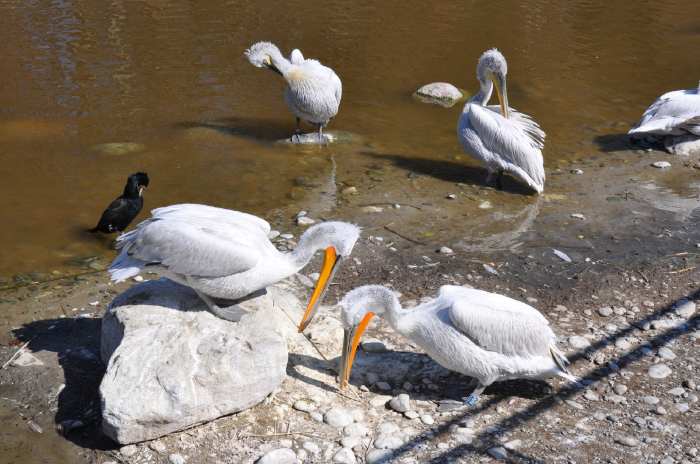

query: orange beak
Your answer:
[339,311,375,389]
[298,247,340,332]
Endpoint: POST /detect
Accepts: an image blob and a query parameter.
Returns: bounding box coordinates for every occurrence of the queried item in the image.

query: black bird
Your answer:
[90,172,149,233]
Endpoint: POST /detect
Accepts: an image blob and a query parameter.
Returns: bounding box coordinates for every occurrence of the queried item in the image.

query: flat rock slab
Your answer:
[100,278,297,444]
[413,82,465,107]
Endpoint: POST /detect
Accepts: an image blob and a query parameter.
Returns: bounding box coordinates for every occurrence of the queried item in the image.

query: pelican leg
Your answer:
[463,382,487,407]
[291,118,302,143]
[317,124,324,144]
[191,288,262,322]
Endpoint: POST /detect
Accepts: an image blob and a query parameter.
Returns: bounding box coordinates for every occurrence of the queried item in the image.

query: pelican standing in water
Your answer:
[628,81,700,155]
[109,204,359,322]
[457,49,546,193]
[245,41,342,142]
[337,285,577,406]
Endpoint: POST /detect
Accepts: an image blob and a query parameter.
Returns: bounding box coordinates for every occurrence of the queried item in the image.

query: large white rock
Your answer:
[100,278,296,444]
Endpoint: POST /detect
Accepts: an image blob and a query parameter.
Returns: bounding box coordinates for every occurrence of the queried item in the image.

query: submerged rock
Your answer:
[413,82,464,107]
[100,279,294,444]
[91,142,145,156]
[278,130,361,145]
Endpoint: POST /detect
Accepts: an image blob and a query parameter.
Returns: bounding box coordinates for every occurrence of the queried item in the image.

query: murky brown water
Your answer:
[0,0,699,280]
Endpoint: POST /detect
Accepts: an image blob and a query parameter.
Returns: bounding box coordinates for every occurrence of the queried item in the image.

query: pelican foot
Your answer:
[291,133,302,144]
[193,289,267,322]
[463,393,480,407]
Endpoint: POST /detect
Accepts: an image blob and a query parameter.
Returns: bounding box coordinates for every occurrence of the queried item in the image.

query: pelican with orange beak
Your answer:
[108,203,359,321]
[457,48,546,193]
[337,285,577,406]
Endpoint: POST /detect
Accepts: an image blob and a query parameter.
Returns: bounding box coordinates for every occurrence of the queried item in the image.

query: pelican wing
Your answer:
[444,287,554,357]
[120,217,263,278]
[630,90,700,136]
[462,104,545,191]
[151,203,271,234]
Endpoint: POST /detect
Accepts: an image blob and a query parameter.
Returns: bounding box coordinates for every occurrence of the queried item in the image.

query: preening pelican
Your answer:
[628,81,700,155]
[245,41,342,142]
[457,49,546,193]
[338,285,577,406]
[109,204,359,322]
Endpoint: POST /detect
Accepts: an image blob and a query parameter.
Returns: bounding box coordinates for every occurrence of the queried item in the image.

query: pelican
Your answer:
[109,204,359,322]
[457,49,545,193]
[245,41,342,142]
[337,285,577,406]
[628,81,700,155]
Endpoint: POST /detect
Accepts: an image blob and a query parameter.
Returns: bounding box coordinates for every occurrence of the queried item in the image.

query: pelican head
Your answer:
[476,48,509,118]
[337,285,400,388]
[296,222,361,332]
[245,41,285,75]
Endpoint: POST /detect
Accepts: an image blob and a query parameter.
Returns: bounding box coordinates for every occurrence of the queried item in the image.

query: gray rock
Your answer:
[648,364,673,379]
[340,436,361,449]
[9,351,43,367]
[584,390,600,401]
[658,347,676,360]
[257,448,298,464]
[293,399,316,412]
[404,410,419,420]
[569,336,591,349]
[389,394,410,413]
[332,447,357,464]
[597,306,613,317]
[652,161,671,169]
[377,422,399,435]
[366,449,393,464]
[659,458,675,464]
[361,339,388,353]
[376,382,392,391]
[324,408,353,428]
[343,423,369,437]
[504,439,522,450]
[310,411,323,422]
[120,445,138,457]
[613,384,628,395]
[302,441,320,454]
[675,403,690,413]
[413,82,463,107]
[296,216,316,226]
[149,441,167,454]
[100,279,292,444]
[420,414,434,425]
[668,387,685,396]
[168,454,186,464]
[643,396,660,405]
[488,446,508,460]
[438,246,454,255]
[452,428,474,445]
[615,436,639,447]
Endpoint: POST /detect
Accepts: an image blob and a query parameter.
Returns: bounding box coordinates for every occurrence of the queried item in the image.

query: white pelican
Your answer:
[457,49,546,193]
[109,204,359,323]
[337,285,577,406]
[245,41,342,142]
[628,81,700,155]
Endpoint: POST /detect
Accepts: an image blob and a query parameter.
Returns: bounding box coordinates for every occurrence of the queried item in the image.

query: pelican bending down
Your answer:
[245,41,342,142]
[628,81,700,155]
[109,204,359,322]
[458,49,545,193]
[338,285,577,406]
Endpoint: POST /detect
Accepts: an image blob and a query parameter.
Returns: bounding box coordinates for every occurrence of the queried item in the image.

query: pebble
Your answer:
[487,446,508,460]
[293,399,316,412]
[446,193,457,199]
[404,410,419,420]
[297,216,316,226]
[675,299,696,318]
[149,441,167,453]
[280,233,294,240]
[377,422,399,435]
[332,447,357,464]
[168,454,186,464]
[303,441,320,454]
[478,200,492,209]
[310,411,324,422]
[615,338,632,350]
[361,339,388,353]
[373,434,403,449]
[648,364,673,379]
[438,246,454,255]
[613,384,628,395]
[340,436,361,449]
[570,213,586,220]
[683,379,696,390]
[324,408,354,428]
[503,439,522,450]
[361,206,383,213]
[344,423,369,437]
[659,458,675,464]
[652,161,671,169]
[565,400,584,410]
[267,230,280,240]
[420,414,435,425]
[655,406,667,415]
[569,336,591,349]
[668,387,685,396]
[658,347,676,360]
[584,390,600,401]
[366,449,393,464]
[414,82,463,106]
[675,403,690,413]
[452,428,474,445]
[257,448,297,464]
[341,186,358,196]
[615,435,639,447]
[389,394,410,413]
[571,169,584,175]
[120,445,138,457]
[370,395,391,408]
[133,275,144,282]
[597,306,613,317]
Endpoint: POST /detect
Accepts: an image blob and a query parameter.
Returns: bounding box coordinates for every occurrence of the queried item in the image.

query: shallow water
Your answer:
[0,0,699,278]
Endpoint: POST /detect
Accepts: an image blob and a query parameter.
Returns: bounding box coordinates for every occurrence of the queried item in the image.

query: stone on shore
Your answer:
[100,279,295,444]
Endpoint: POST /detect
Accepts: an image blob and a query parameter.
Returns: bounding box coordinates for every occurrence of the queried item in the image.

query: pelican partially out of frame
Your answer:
[245,41,342,142]
[457,49,546,193]
[109,204,359,322]
[628,81,700,156]
[337,285,577,406]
